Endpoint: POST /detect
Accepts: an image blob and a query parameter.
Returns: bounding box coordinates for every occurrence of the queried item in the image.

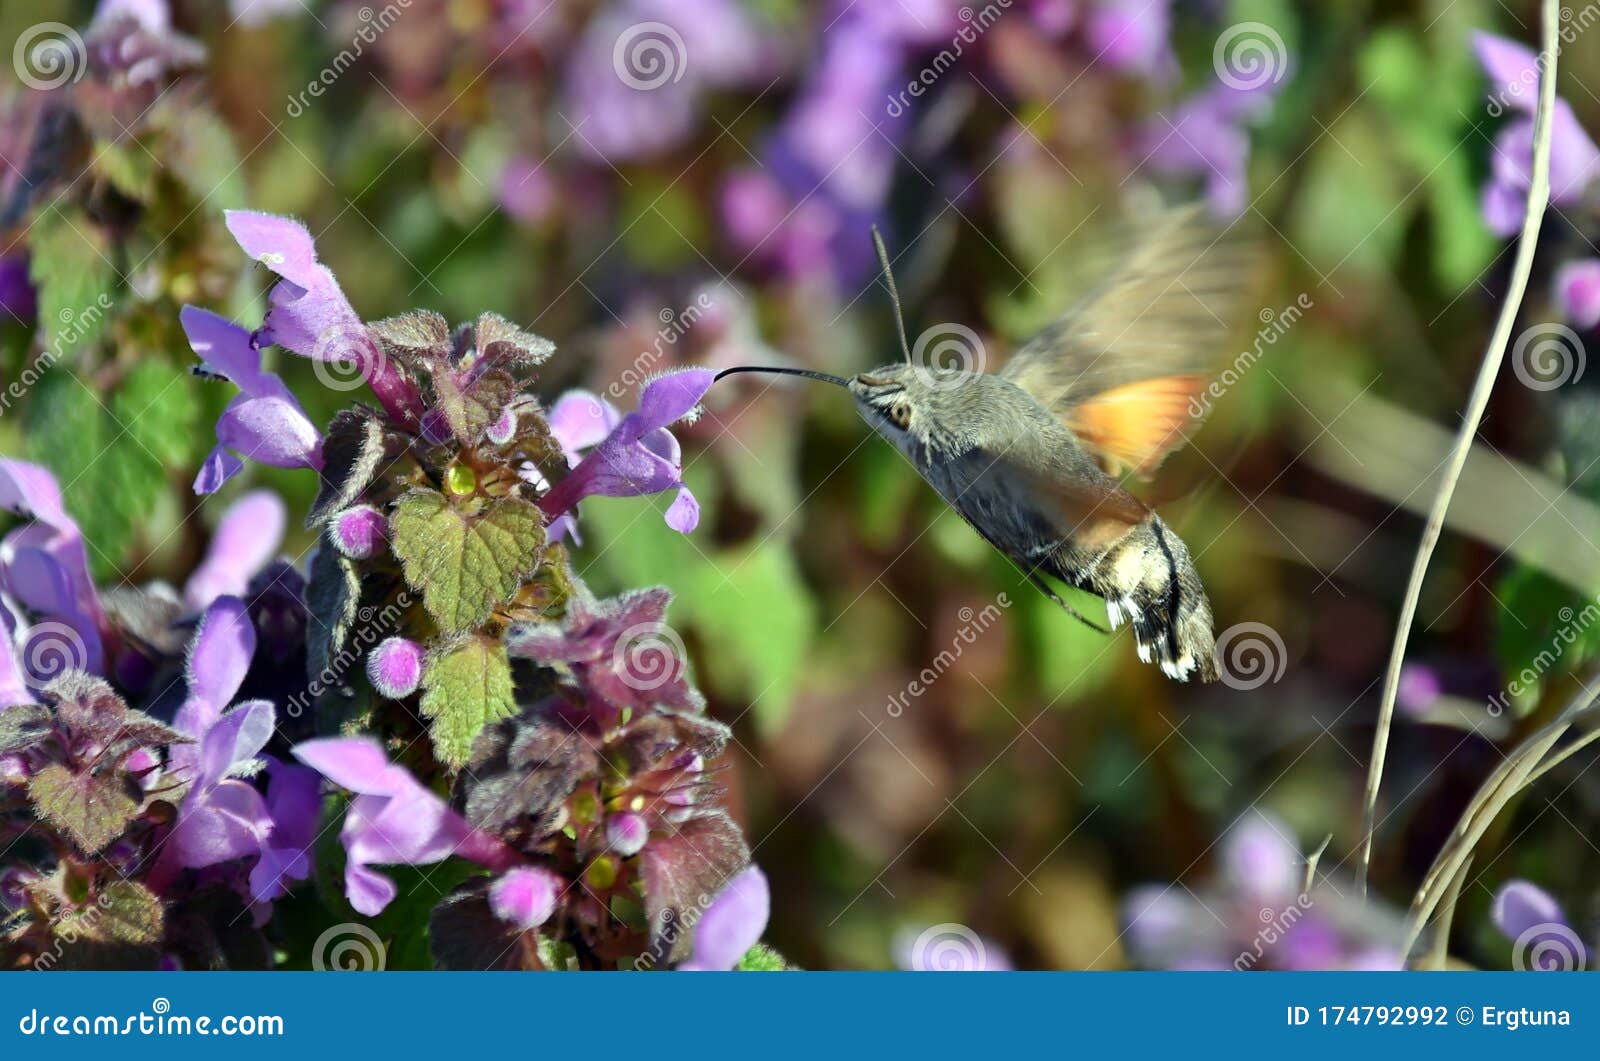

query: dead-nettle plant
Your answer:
[0,294,113,417]
[0,210,776,972]
[885,593,1011,716]
[1187,292,1312,419]
[884,0,1014,117]
[284,0,414,118]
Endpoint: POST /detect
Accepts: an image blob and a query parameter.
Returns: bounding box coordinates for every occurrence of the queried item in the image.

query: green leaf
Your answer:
[0,703,51,756]
[80,881,165,945]
[94,140,159,202]
[27,206,117,351]
[389,488,544,634]
[419,635,516,767]
[736,943,790,971]
[28,763,141,854]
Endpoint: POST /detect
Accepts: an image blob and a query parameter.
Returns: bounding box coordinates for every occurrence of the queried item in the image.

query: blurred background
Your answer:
[4,0,1600,970]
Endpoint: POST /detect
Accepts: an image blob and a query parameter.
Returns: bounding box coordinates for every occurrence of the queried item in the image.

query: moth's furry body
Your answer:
[719,206,1254,683]
[851,368,1217,681]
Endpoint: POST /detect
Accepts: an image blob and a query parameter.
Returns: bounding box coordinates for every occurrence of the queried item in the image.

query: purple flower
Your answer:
[182,490,287,610]
[606,811,650,857]
[678,865,770,971]
[1473,33,1600,235]
[488,866,562,931]
[366,637,424,699]
[1121,812,1403,970]
[1138,82,1275,217]
[507,584,704,721]
[1397,663,1443,717]
[154,597,277,886]
[86,0,205,87]
[331,504,387,560]
[1083,0,1172,77]
[894,924,1014,971]
[0,253,36,325]
[563,0,779,163]
[183,307,323,495]
[292,737,517,915]
[1490,880,1587,970]
[222,211,421,422]
[248,758,322,904]
[0,459,105,677]
[1555,259,1600,330]
[538,369,713,534]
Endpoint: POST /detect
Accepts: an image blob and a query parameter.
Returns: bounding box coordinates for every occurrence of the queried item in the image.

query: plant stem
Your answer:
[1355,0,1561,898]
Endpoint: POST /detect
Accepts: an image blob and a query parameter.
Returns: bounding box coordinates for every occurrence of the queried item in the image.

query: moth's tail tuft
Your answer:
[1099,518,1218,683]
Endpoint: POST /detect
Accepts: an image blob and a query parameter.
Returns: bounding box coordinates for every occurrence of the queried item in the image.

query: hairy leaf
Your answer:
[641,810,750,966]
[0,703,52,756]
[27,206,116,351]
[389,488,544,634]
[420,635,517,767]
[28,763,141,854]
[307,407,389,526]
[79,881,165,945]
[307,532,361,686]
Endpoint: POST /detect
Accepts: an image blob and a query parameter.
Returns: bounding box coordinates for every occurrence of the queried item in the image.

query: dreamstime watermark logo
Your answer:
[1510,323,1585,391]
[1234,895,1315,970]
[1,294,115,417]
[606,291,715,402]
[612,21,687,90]
[285,1,412,118]
[30,890,115,971]
[285,593,411,717]
[312,923,387,971]
[1189,293,1312,419]
[21,622,89,692]
[910,323,986,391]
[1487,596,1600,717]
[1484,5,1600,116]
[14,23,86,90]
[631,885,725,969]
[612,622,687,692]
[885,0,1013,117]
[311,323,383,392]
[1511,922,1587,971]
[908,922,990,970]
[887,594,1011,715]
[1213,22,1289,91]
[1213,621,1288,691]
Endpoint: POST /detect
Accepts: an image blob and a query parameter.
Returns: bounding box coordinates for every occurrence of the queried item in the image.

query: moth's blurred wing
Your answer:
[1000,205,1259,477]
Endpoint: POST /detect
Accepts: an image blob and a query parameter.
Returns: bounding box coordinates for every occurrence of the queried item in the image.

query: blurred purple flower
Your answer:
[1138,82,1276,217]
[488,866,562,931]
[1490,879,1589,971]
[292,737,517,915]
[0,459,106,677]
[1397,663,1443,717]
[1555,259,1600,330]
[183,307,323,495]
[678,865,770,970]
[1122,812,1403,970]
[498,156,557,226]
[537,368,713,534]
[182,490,287,610]
[507,584,703,721]
[222,210,421,422]
[1473,33,1600,236]
[87,0,205,87]
[0,254,36,325]
[564,0,779,163]
[1083,0,1172,77]
[894,923,1014,971]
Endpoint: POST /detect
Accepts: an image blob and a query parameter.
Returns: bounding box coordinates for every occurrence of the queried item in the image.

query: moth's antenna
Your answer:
[872,226,913,366]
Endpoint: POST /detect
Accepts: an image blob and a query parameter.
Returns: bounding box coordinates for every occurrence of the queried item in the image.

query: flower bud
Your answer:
[486,405,519,446]
[488,867,561,931]
[367,637,425,699]
[333,504,387,560]
[606,812,649,858]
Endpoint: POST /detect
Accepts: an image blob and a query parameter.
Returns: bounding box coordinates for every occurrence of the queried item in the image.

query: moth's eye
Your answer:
[887,403,911,429]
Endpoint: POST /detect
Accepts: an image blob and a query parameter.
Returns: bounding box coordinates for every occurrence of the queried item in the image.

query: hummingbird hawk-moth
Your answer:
[717,205,1259,682]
